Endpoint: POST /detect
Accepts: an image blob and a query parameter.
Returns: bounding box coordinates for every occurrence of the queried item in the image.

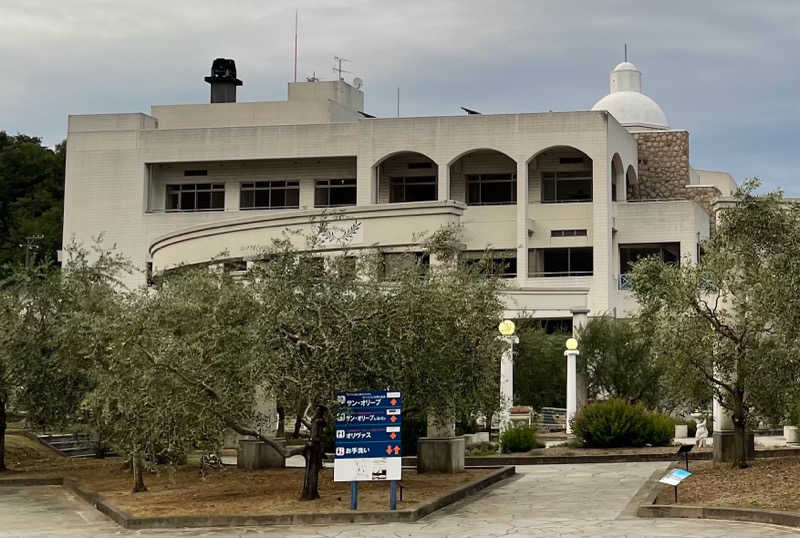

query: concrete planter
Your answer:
[237,438,286,469]
[462,433,478,446]
[417,437,465,473]
[474,431,490,443]
[785,426,799,444]
[674,424,688,438]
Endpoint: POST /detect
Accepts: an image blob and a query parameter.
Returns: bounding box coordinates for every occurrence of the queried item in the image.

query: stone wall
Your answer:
[629,130,720,227]
[629,131,691,200]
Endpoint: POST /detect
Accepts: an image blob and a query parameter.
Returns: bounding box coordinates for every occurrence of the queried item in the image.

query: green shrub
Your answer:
[465,441,499,456]
[791,402,800,428]
[572,399,673,448]
[500,425,538,453]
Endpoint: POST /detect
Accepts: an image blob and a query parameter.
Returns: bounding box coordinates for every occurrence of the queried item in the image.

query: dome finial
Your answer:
[624,43,628,63]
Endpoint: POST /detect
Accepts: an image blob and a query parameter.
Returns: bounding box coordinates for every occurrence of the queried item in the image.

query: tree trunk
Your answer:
[731,391,749,469]
[132,456,148,492]
[300,440,322,500]
[292,417,302,439]
[276,405,285,438]
[299,405,326,501]
[0,397,7,472]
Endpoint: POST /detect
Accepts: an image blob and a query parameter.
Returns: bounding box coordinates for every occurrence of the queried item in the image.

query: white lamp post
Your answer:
[564,337,579,435]
[498,320,518,433]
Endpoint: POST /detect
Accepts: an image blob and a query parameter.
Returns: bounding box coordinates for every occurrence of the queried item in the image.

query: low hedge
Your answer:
[500,425,539,453]
[572,399,673,448]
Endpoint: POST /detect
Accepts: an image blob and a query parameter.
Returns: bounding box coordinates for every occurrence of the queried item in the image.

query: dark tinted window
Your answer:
[240,181,300,209]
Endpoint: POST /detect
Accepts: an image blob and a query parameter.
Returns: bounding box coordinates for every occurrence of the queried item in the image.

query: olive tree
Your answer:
[0,241,127,471]
[239,225,504,499]
[79,223,504,498]
[630,180,800,468]
[86,266,264,492]
[577,315,663,408]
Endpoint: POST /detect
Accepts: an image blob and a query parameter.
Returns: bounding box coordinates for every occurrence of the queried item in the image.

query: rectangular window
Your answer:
[541,170,592,203]
[240,181,300,210]
[166,183,225,211]
[315,179,356,207]
[381,252,430,279]
[463,251,517,278]
[223,259,247,273]
[530,247,593,277]
[389,176,436,203]
[551,229,588,237]
[466,173,517,205]
[619,243,680,275]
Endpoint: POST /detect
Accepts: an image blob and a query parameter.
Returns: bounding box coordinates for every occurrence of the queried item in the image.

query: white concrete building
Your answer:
[63,58,736,326]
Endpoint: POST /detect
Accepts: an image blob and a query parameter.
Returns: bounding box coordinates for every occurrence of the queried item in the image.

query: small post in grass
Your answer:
[350,481,358,510]
[389,480,397,510]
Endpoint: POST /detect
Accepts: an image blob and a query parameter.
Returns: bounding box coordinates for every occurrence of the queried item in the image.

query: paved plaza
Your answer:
[0,462,797,536]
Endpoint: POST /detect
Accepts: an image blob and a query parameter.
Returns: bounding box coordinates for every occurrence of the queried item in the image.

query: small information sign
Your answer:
[334,390,402,483]
[659,468,691,486]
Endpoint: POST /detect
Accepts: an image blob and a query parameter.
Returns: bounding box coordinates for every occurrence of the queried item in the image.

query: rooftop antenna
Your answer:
[624,43,628,62]
[397,87,400,117]
[333,56,351,81]
[293,10,298,83]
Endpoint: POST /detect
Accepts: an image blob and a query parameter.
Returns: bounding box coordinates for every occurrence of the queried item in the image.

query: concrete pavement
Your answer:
[0,462,797,536]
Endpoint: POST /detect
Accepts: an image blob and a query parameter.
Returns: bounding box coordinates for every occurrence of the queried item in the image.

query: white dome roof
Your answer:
[613,61,638,72]
[592,91,669,129]
[591,61,669,129]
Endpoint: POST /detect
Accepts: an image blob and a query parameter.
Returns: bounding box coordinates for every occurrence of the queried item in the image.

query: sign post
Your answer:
[334,390,403,510]
[659,468,691,503]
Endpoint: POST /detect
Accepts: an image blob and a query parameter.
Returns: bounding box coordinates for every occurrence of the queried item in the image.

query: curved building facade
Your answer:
[63,59,737,323]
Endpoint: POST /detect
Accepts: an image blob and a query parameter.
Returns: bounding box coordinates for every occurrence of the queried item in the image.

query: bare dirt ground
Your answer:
[2,432,490,517]
[2,432,118,476]
[656,456,800,512]
[70,465,491,517]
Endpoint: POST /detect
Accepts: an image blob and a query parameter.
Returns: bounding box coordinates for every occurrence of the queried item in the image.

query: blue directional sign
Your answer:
[334,390,402,482]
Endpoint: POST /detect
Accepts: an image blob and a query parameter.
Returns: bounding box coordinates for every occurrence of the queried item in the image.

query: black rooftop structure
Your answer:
[204,58,243,104]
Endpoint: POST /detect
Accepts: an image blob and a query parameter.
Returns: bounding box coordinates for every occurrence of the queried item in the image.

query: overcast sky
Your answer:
[2,0,798,193]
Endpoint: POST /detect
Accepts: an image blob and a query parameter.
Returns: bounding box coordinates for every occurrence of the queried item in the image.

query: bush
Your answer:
[465,441,499,456]
[791,402,800,428]
[500,425,538,453]
[572,399,673,448]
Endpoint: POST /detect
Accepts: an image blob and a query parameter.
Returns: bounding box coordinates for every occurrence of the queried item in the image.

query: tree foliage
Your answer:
[0,132,65,274]
[577,315,663,408]
[62,223,504,497]
[0,240,128,471]
[513,326,567,408]
[630,179,800,467]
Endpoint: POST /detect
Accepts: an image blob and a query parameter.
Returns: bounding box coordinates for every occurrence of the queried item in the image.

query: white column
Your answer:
[499,335,518,432]
[571,308,590,413]
[713,395,734,431]
[437,163,450,201]
[356,159,376,206]
[564,349,579,435]
[516,160,529,285]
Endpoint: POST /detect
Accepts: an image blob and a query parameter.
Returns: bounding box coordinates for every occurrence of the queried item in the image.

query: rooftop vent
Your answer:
[204,58,243,104]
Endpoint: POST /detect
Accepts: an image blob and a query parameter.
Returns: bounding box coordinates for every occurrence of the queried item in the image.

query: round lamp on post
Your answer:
[498,319,518,433]
[564,337,580,435]
[498,319,516,337]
